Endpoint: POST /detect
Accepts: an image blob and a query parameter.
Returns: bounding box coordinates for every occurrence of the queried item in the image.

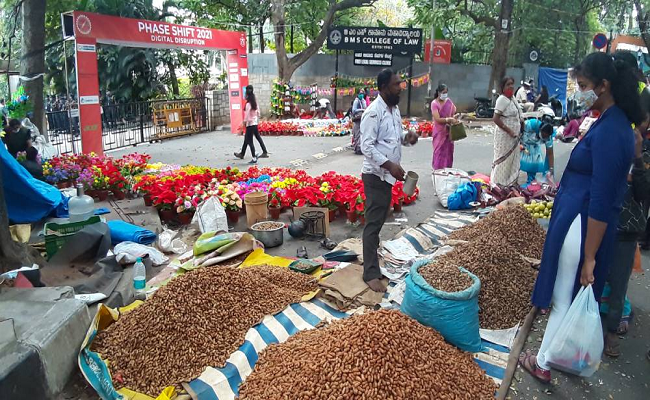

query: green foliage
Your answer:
[176,77,191,98]
[5,86,33,119]
[407,0,632,68]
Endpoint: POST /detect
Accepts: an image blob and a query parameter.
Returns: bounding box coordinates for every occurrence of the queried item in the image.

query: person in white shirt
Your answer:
[515,81,534,112]
[360,69,419,292]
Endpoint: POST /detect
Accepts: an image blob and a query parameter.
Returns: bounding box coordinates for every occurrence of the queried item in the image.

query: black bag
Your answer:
[618,184,646,235]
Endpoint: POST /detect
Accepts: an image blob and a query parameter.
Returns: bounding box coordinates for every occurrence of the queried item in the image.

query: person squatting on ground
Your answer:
[359,69,418,293]
[519,52,644,383]
[520,118,555,186]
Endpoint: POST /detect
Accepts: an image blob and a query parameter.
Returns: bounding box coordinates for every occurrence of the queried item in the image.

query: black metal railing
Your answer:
[46,97,212,155]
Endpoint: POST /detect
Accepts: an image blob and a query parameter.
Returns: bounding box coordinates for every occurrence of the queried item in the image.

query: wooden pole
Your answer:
[407,55,413,116]
[333,50,339,113]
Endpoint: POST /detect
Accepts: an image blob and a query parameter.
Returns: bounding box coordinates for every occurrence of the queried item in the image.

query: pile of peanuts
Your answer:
[448,205,546,259]
[434,234,537,329]
[92,265,317,395]
[238,310,496,400]
[419,262,474,292]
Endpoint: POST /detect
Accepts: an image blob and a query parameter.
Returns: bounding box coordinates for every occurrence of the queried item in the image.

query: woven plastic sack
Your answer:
[545,285,604,377]
[400,259,483,352]
[432,168,470,208]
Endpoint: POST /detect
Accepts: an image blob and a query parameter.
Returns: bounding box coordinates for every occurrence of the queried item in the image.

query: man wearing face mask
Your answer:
[360,69,419,292]
[351,89,367,155]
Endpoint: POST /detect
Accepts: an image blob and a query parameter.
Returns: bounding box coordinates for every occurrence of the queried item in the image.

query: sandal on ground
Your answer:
[604,335,621,358]
[297,246,308,259]
[320,238,337,250]
[518,350,551,383]
[234,152,243,159]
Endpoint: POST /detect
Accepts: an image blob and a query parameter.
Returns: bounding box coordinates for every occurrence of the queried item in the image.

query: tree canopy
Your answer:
[2,0,641,103]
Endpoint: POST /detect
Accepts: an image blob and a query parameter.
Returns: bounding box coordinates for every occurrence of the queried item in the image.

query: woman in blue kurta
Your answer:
[519,52,645,382]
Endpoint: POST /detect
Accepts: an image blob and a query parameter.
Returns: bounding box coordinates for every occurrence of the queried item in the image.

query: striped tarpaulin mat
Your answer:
[188,298,507,400]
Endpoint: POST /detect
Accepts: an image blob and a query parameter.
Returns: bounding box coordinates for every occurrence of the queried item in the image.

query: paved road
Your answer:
[109,128,649,400]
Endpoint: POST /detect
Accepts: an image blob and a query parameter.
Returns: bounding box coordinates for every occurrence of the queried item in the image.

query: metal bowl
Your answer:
[250,221,285,248]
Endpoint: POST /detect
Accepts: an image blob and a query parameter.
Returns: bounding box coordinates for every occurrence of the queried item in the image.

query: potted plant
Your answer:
[345,201,358,223]
[43,162,71,188]
[89,166,111,201]
[110,176,128,200]
[220,189,243,224]
[392,182,406,212]
[133,175,157,206]
[268,190,283,220]
[156,202,176,223]
[152,186,178,223]
[353,192,366,224]
[318,182,339,222]
[175,194,198,225]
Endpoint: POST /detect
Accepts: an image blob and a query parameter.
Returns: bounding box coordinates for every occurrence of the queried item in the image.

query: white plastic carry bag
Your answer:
[192,196,229,233]
[432,168,470,208]
[545,285,604,377]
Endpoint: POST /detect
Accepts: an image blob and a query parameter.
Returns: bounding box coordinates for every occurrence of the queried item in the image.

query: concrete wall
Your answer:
[246,54,525,117]
[205,90,230,127]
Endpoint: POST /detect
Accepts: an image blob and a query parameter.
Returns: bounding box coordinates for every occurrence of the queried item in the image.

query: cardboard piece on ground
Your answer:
[319,263,387,309]
[333,238,363,264]
[293,206,330,237]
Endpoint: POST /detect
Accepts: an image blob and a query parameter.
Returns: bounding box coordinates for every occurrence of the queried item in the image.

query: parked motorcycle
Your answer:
[535,95,564,126]
[474,89,497,118]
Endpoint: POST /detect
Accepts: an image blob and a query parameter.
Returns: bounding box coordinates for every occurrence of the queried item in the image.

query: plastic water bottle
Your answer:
[68,184,94,222]
[133,257,146,295]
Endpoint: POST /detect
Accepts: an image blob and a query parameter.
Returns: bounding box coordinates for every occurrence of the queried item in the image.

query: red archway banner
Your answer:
[69,11,248,154]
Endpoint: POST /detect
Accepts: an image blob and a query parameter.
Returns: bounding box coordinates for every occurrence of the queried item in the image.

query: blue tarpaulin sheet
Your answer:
[538,67,568,114]
[1,143,67,223]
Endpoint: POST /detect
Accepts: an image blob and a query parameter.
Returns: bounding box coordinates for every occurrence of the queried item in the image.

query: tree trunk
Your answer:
[487,0,514,96]
[573,17,584,66]
[167,60,180,96]
[634,0,650,51]
[0,163,46,274]
[270,0,376,82]
[21,0,47,136]
[259,23,265,53]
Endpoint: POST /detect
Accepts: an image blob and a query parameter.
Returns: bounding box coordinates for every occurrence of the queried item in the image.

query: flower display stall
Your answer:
[42,153,420,224]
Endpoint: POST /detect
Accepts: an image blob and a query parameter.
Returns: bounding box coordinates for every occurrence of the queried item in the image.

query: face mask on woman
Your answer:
[358,94,364,100]
[574,88,598,111]
[440,93,449,100]
[503,88,514,98]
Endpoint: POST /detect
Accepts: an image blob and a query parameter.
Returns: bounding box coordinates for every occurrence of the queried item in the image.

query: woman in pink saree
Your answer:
[431,83,458,169]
